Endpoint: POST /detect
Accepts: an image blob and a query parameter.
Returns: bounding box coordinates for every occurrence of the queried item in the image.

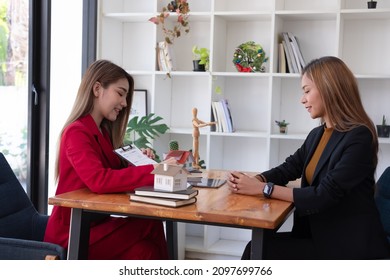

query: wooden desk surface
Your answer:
[48,170,294,230]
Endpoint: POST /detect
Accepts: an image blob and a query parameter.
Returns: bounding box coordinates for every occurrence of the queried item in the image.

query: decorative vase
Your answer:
[193,60,205,72]
[377,125,390,138]
[367,1,377,9]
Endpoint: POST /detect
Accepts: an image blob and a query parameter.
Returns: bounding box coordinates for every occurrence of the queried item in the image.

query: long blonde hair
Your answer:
[54,60,134,180]
[302,56,378,166]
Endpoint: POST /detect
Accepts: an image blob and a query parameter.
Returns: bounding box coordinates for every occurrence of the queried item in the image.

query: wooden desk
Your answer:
[48,170,294,260]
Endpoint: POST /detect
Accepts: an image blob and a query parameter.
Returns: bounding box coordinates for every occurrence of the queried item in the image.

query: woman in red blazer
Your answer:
[44,60,175,259]
[228,56,390,259]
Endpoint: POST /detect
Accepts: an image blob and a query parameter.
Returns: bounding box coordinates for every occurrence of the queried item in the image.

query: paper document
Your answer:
[114,145,157,166]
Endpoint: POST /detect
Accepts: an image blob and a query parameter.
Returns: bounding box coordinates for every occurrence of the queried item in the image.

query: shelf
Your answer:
[341,9,390,19]
[186,236,247,259]
[275,11,338,20]
[211,131,268,138]
[271,133,309,140]
[103,12,155,22]
[99,0,390,260]
[213,12,273,21]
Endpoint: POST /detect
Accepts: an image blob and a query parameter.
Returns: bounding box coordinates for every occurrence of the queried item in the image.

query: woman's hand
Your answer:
[153,157,178,168]
[227,171,264,195]
[141,147,155,159]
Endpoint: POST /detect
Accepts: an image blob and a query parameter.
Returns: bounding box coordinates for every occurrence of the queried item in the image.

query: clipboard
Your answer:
[114,145,157,166]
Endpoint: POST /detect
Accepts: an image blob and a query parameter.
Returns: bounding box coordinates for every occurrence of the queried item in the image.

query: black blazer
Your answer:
[262,125,390,259]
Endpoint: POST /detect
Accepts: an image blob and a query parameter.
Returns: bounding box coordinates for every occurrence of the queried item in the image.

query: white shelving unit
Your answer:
[97,0,390,259]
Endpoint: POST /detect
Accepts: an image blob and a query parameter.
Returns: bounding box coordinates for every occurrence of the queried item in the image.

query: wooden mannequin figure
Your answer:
[192,107,216,169]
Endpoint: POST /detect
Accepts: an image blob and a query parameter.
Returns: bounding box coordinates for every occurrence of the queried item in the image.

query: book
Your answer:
[278,42,286,73]
[282,32,298,73]
[210,103,218,132]
[114,145,157,166]
[221,98,235,132]
[214,101,228,132]
[134,186,198,200]
[290,41,302,73]
[211,101,222,132]
[282,40,293,73]
[129,194,197,208]
[287,32,306,68]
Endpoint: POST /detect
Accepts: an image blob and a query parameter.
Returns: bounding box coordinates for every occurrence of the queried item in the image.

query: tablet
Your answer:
[189,178,226,188]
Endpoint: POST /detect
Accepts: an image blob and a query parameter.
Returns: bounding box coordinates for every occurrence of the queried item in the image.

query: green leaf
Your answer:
[125,113,169,147]
[124,113,170,163]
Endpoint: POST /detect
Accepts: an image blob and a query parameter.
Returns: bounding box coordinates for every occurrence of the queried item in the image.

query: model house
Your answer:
[164,150,194,167]
[151,164,189,192]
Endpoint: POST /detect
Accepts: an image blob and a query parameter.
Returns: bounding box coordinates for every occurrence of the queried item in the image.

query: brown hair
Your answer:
[302,56,378,166]
[54,60,134,180]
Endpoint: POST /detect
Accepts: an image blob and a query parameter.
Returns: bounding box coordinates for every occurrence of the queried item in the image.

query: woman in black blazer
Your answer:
[228,56,390,259]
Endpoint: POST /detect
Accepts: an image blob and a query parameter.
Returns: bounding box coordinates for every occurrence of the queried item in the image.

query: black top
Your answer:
[262,125,390,259]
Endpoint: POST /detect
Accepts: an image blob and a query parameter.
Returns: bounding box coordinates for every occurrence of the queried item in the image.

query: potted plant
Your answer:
[192,45,209,71]
[367,0,377,9]
[124,113,170,162]
[377,115,390,138]
[149,0,190,45]
[275,120,289,134]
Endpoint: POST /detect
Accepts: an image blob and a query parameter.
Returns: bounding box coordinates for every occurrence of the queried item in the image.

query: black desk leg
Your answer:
[165,220,178,260]
[250,228,264,260]
[67,208,91,260]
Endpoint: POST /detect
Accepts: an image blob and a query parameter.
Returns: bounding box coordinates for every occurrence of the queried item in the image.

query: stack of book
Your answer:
[279,32,306,73]
[211,98,235,133]
[129,186,198,208]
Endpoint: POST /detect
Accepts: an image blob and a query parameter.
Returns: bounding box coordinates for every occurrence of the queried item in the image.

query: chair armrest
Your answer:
[0,237,66,260]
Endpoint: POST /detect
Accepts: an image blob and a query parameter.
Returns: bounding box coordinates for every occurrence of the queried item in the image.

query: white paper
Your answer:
[114,145,157,166]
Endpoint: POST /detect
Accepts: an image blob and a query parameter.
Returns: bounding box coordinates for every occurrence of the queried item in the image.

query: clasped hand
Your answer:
[227,171,264,195]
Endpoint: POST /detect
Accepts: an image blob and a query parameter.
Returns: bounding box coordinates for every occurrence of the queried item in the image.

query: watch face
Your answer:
[264,184,270,193]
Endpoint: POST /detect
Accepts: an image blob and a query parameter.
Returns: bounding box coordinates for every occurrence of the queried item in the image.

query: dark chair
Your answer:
[0,152,66,260]
[375,167,390,244]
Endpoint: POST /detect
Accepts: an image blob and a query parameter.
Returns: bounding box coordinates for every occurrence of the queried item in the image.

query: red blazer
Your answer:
[44,114,154,248]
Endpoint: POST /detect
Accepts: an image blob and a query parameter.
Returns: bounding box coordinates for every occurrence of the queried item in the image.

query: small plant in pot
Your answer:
[377,115,390,138]
[367,0,377,9]
[192,45,209,71]
[275,120,289,134]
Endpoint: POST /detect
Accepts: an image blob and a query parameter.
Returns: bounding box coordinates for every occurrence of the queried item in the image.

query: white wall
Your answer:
[48,0,83,209]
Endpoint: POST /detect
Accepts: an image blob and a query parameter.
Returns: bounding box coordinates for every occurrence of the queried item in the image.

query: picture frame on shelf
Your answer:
[130,89,147,119]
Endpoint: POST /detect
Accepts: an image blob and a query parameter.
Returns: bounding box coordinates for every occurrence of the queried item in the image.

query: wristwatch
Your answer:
[263,182,274,198]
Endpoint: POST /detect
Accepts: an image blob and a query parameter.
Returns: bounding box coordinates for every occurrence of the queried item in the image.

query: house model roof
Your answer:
[151,164,189,176]
[165,150,194,165]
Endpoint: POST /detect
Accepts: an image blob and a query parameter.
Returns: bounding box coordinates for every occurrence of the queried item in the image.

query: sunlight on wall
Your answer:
[48,0,82,211]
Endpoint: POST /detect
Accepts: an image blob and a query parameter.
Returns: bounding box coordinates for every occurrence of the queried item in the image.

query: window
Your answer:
[48,0,82,208]
[0,0,29,189]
